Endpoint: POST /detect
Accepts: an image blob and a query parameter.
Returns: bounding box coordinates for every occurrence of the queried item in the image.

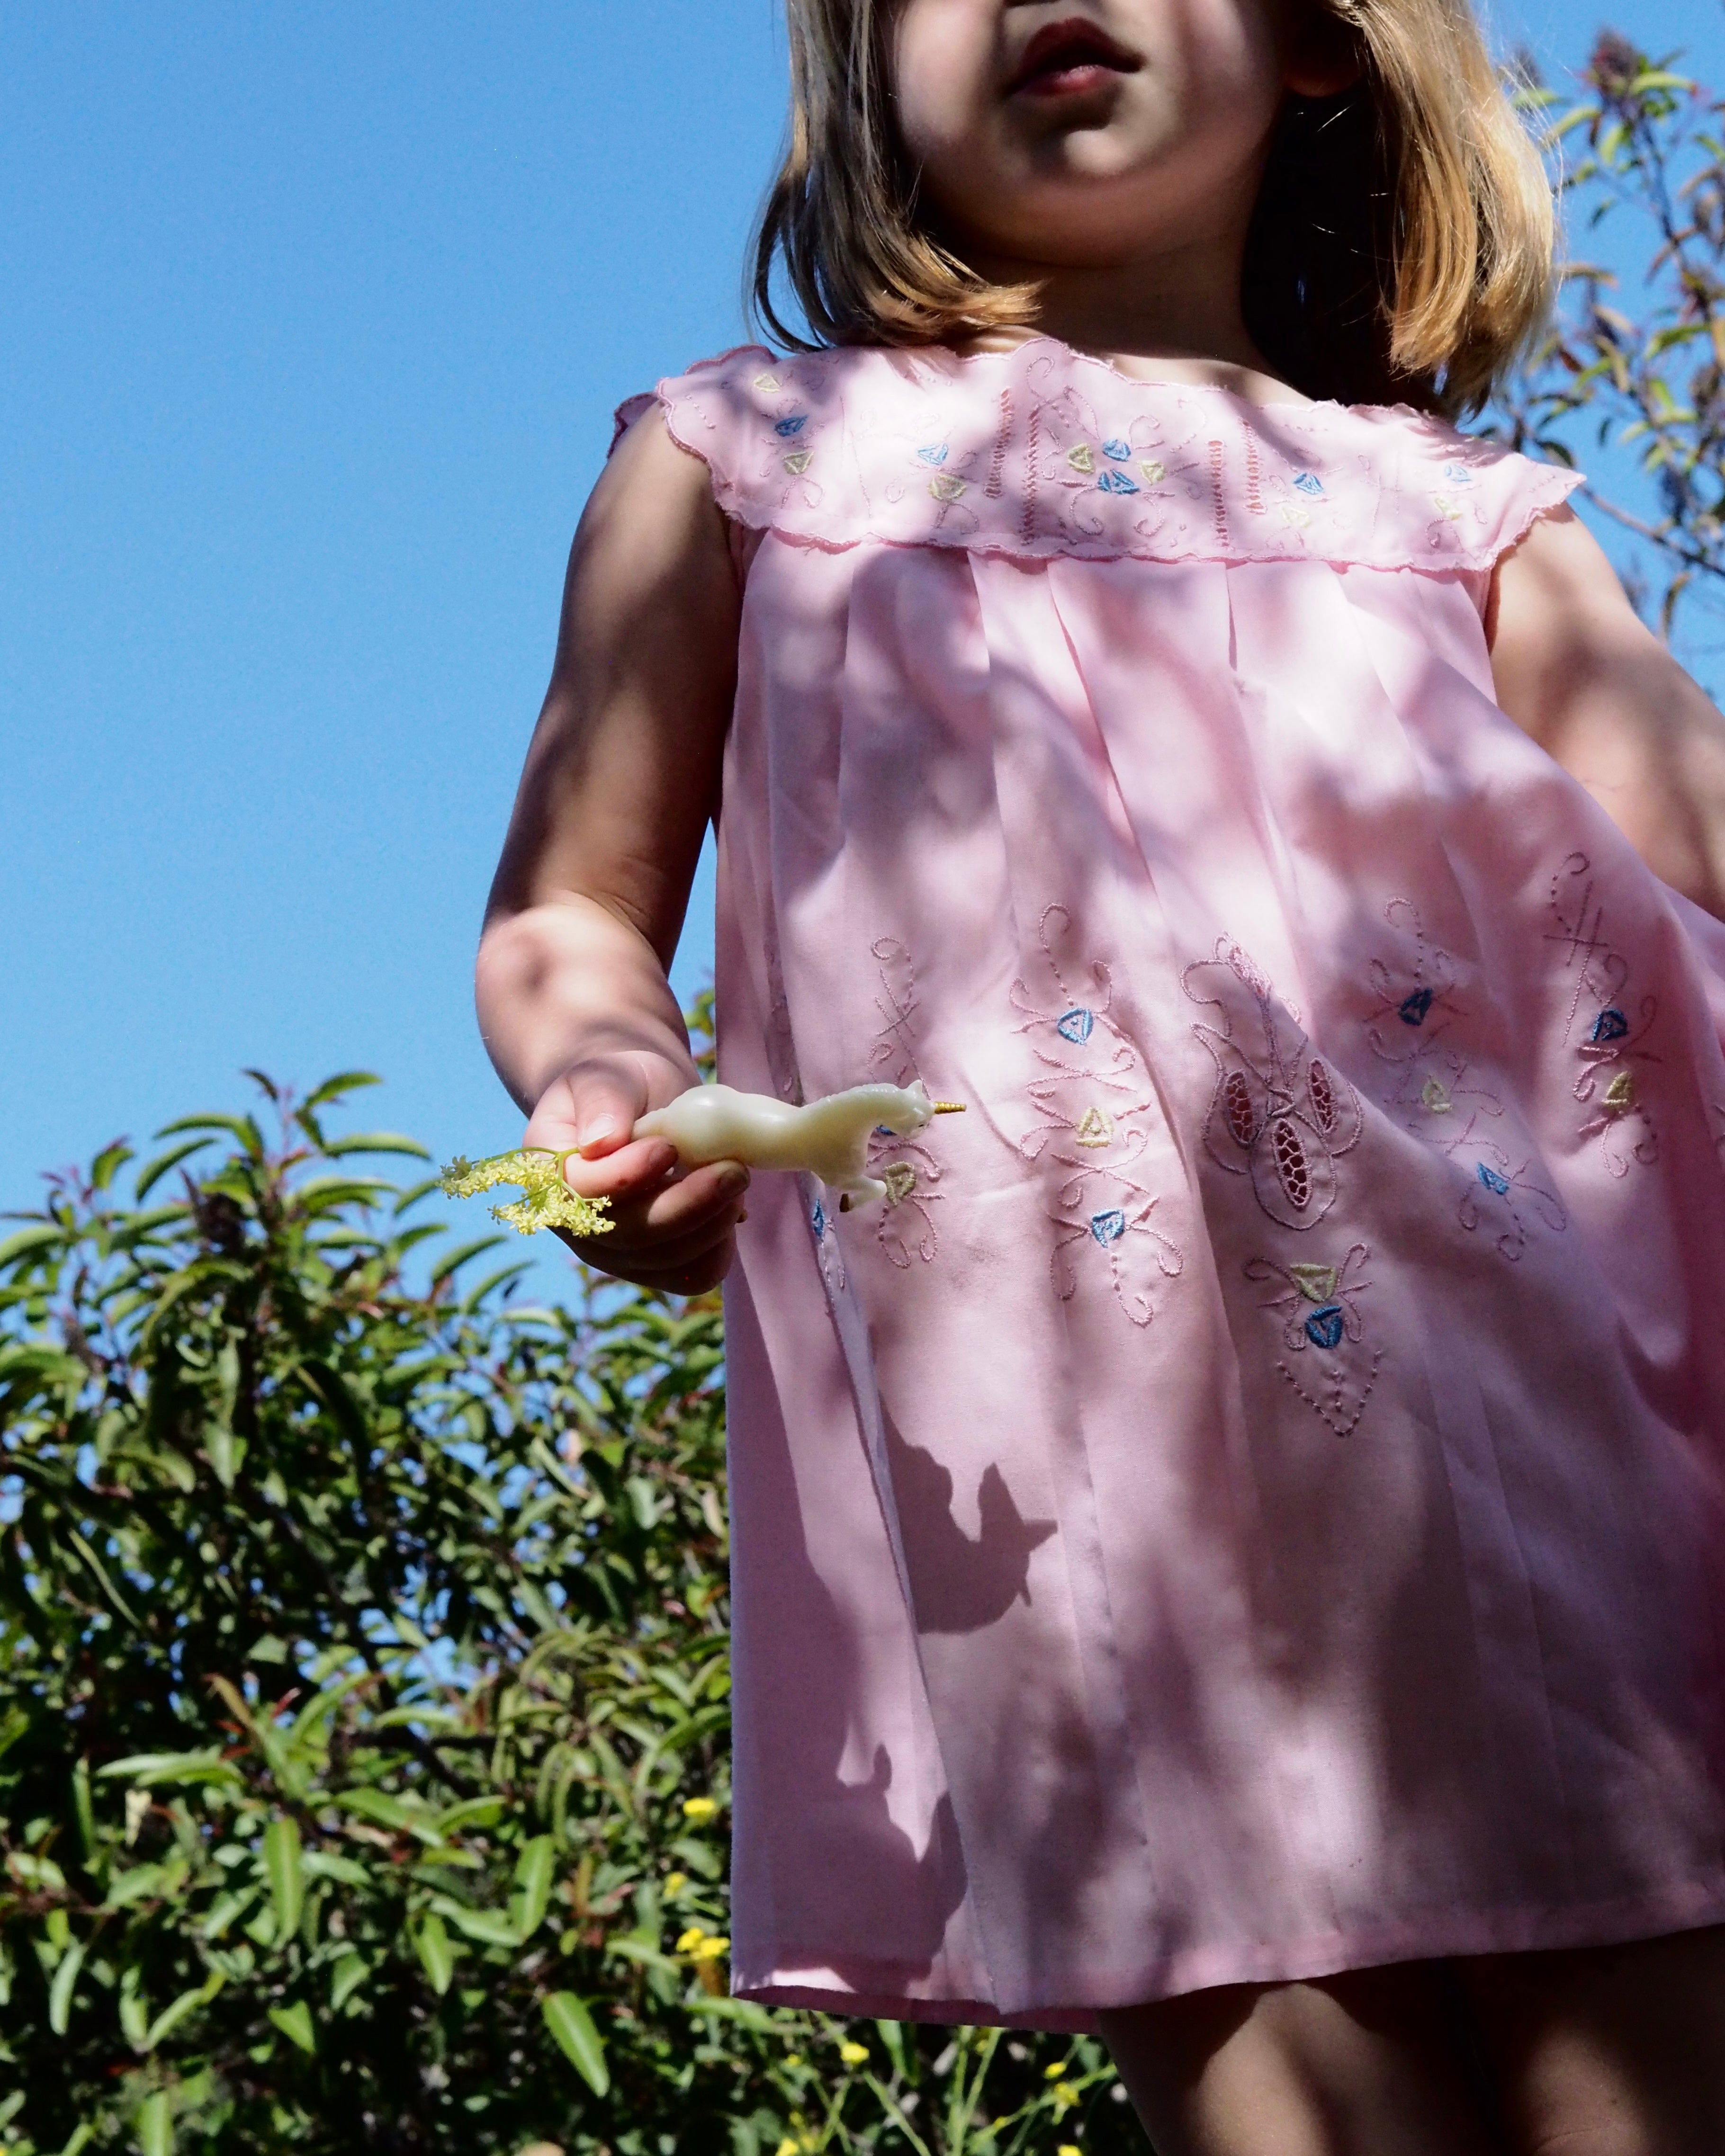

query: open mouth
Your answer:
[1006,16,1141,100]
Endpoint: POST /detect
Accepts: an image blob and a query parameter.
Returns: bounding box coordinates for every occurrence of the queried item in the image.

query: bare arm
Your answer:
[476,409,746,1293]
[1489,505,1725,919]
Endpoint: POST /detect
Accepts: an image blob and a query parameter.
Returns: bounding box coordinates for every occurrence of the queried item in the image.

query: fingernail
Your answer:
[716,1163,750,1195]
[577,1116,619,1152]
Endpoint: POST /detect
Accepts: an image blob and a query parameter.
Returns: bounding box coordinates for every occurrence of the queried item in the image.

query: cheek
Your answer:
[891,0,997,167]
[1152,0,1285,143]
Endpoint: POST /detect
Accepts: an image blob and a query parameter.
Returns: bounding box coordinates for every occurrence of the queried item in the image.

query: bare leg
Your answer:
[1458,1924,1725,2156]
[1100,1962,1501,2156]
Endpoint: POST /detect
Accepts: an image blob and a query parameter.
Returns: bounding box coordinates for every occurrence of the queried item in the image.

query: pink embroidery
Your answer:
[1186,939,1363,1231]
[862,937,945,1266]
[1245,1244,1382,1437]
[1012,905,1183,1325]
[1547,854,1660,1177]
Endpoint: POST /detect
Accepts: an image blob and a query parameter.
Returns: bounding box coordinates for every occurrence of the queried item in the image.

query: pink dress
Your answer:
[620,338,1725,2028]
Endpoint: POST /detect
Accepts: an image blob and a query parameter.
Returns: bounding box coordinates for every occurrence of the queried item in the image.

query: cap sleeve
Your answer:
[617,340,1583,573]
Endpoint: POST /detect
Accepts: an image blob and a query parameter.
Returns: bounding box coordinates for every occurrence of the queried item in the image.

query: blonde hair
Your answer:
[752,0,1554,417]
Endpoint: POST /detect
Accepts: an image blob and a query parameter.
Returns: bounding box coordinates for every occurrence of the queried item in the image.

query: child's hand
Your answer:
[523,1058,748,1297]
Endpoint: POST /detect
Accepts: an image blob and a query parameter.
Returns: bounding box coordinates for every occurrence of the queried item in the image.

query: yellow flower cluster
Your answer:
[437,1149,613,1240]
[675,1926,729,1963]
[838,2040,870,2067]
[682,1795,719,1823]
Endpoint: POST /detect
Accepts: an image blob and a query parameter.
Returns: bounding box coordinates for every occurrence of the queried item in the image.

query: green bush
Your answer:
[0,1074,1144,2154]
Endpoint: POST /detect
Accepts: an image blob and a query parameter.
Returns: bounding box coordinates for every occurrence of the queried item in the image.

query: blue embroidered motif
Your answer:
[1591,1007,1631,1043]
[1398,987,1436,1027]
[1476,1163,1511,1197]
[1090,1208,1128,1246]
[1304,1304,1347,1351]
[775,415,808,438]
[1057,1008,1096,1045]
[917,443,949,466]
[1442,462,1474,486]
[810,1200,827,1238]
[1102,438,1132,462]
[1096,469,1140,495]
[1293,472,1325,497]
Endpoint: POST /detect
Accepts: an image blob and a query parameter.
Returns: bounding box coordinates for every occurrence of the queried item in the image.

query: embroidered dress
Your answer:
[616,339,1725,2028]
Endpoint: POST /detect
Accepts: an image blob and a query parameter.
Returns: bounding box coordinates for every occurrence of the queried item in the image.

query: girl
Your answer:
[477,1,1725,2148]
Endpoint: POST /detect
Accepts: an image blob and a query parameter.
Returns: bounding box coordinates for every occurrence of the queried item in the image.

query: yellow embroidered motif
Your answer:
[753,372,782,392]
[1432,493,1464,521]
[928,473,967,502]
[882,1162,918,1206]
[1421,1076,1454,1114]
[1140,459,1166,484]
[1604,1070,1636,1110]
[783,450,813,476]
[1067,443,1096,474]
[1287,1262,1339,1304]
[1279,503,1312,528]
[1074,1106,1114,1149]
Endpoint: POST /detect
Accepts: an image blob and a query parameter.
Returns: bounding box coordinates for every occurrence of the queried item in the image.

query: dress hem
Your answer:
[733,1877,1725,2030]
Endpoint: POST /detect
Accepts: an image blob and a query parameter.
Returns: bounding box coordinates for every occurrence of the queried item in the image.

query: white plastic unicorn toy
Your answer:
[633,1080,964,1212]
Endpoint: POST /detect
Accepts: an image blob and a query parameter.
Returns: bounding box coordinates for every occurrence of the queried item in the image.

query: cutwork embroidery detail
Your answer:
[1012,906,1184,1324]
[1186,939,1363,1231]
[1245,1244,1382,1436]
[1547,854,1661,1175]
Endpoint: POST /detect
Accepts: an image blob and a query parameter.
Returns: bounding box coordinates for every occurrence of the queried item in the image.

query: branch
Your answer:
[1581,483,1725,581]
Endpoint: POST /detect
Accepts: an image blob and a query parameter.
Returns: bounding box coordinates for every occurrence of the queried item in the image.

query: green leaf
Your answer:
[322,1132,433,1161]
[429,1234,509,1288]
[302,1070,383,1110]
[48,1937,85,2035]
[136,2090,173,2156]
[143,1971,225,2050]
[330,1952,370,2011]
[268,1999,317,2054]
[91,1140,135,1192]
[436,1898,521,1949]
[132,1137,215,1200]
[415,1912,457,1995]
[512,1834,556,1941]
[99,1749,235,1787]
[265,1815,304,1940]
[0,1223,64,1271]
[543,1992,610,2095]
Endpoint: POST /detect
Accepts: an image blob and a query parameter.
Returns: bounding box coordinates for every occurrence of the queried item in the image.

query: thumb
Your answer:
[524,1057,652,1159]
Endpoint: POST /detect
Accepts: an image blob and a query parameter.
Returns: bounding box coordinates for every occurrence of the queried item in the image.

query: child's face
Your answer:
[892,0,1335,271]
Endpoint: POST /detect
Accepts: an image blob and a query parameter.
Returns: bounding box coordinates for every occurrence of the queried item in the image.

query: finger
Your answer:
[526,1056,652,1160]
[557,1231,736,1297]
[555,1134,681,1204]
[609,1159,748,1239]
[593,1205,746,1275]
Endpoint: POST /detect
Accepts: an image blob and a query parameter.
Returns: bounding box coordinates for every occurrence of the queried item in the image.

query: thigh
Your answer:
[1458,1924,1725,2156]
[1099,1962,1501,2156]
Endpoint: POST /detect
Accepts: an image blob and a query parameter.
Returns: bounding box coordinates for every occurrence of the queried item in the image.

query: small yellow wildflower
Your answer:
[682,1796,719,1823]
[438,1150,613,1240]
[1054,2083,1079,2112]
[675,1926,729,1961]
[785,2051,802,2067]
[1044,2059,1069,2079]
[839,2040,869,2066]
[775,2142,800,2156]
[1059,2146,1083,2156]
[664,1871,689,1897]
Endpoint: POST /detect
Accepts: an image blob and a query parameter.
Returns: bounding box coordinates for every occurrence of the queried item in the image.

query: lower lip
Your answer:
[1016,61,1123,99]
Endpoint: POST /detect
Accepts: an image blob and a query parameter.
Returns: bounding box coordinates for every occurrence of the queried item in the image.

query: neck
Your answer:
[960,216,1278,391]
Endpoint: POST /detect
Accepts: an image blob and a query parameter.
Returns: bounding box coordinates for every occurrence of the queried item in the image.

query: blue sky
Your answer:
[3,1,1723,1245]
